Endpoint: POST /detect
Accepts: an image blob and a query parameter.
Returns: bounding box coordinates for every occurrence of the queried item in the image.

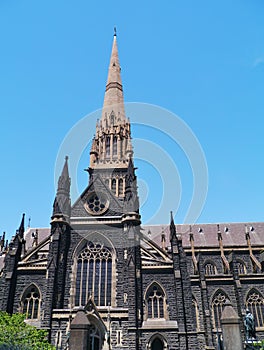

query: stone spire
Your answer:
[52,156,71,222]
[89,32,132,170]
[102,31,125,127]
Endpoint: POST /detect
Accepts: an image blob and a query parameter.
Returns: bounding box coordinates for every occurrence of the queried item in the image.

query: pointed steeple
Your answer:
[102,31,125,126]
[52,156,71,222]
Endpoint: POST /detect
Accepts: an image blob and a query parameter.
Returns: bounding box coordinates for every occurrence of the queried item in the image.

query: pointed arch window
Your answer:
[113,136,117,156]
[237,260,247,275]
[192,298,200,331]
[106,136,110,157]
[205,262,217,275]
[21,285,41,319]
[212,291,228,330]
[75,242,112,307]
[146,284,165,319]
[111,179,116,193]
[246,291,264,328]
[118,178,123,196]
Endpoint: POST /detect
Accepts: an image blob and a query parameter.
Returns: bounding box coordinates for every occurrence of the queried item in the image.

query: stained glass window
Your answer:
[246,291,264,328]
[212,291,227,329]
[75,242,112,306]
[21,285,41,319]
[147,284,165,319]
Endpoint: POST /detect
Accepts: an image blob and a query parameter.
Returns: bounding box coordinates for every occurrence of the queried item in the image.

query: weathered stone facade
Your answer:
[0,34,264,350]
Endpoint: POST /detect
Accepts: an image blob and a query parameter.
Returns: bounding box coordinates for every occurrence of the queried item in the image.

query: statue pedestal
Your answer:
[221,301,243,350]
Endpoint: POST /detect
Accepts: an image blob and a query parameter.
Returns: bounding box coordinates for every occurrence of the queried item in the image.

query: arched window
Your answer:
[237,261,246,275]
[146,284,165,319]
[105,178,109,188]
[106,136,110,157]
[113,136,117,156]
[21,285,41,319]
[246,291,264,328]
[212,291,228,329]
[151,337,164,350]
[111,179,116,193]
[118,178,123,196]
[75,242,112,307]
[192,298,200,331]
[205,262,217,275]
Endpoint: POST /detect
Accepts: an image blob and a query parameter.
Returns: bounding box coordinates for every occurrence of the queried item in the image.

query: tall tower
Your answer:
[68,32,142,350]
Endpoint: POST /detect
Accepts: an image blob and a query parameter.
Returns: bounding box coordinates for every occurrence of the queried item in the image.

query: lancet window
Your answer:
[205,262,217,275]
[106,136,110,157]
[113,136,117,156]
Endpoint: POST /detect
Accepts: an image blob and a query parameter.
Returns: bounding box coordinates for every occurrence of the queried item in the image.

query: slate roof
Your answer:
[13,222,264,259]
[142,222,264,249]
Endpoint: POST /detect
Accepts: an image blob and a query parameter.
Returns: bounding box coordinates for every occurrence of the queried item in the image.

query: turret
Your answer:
[51,156,71,223]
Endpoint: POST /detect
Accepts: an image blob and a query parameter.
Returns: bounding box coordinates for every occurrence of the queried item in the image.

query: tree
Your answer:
[0,312,55,349]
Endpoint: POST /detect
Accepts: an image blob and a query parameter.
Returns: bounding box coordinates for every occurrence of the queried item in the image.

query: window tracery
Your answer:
[146,284,165,319]
[212,291,227,329]
[75,242,112,307]
[21,285,41,319]
[246,291,264,328]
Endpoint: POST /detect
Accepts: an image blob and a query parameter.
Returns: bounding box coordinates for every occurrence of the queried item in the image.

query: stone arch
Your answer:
[245,288,264,328]
[20,283,42,320]
[147,333,168,350]
[236,259,247,275]
[70,232,117,308]
[144,281,167,321]
[204,259,218,275]
[210,289,229,330]
[192,295,200,331]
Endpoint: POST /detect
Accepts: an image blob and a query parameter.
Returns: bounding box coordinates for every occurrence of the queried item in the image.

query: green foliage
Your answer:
[252,340,264,350]
[0,312,55,350]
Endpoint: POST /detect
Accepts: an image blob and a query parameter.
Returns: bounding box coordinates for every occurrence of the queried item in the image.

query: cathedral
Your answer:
[0,34,264,350]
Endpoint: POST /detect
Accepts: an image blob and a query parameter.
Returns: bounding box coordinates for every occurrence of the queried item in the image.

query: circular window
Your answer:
[85,192,109,215]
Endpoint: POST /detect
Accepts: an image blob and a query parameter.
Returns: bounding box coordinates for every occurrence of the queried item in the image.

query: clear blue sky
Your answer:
[1,0,264,240]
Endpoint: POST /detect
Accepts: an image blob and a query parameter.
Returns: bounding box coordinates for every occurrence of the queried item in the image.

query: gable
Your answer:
[71,174,123,218]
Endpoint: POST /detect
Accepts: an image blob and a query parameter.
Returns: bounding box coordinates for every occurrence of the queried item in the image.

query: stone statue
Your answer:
[244,309,256,340]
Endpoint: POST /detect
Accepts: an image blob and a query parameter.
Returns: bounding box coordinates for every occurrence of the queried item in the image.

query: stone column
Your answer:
[69,309,90,350]
[221,301,243,350]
